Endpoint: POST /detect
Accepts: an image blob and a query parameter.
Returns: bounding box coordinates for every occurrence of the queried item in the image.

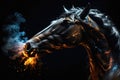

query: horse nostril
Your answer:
[26,42,31,51]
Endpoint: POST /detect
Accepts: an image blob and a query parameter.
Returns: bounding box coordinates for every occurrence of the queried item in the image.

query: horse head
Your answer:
[23,4,120,80]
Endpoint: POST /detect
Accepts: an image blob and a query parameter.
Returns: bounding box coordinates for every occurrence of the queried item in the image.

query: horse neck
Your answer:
[80,28,115,80]
[80,43,99,80]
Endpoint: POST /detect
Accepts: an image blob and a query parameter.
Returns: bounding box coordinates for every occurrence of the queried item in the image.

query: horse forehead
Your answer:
[64,14,80,23]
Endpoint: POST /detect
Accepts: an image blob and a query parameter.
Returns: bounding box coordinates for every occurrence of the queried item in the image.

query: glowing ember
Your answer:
[21,44,39,69]
[24,54,38,68]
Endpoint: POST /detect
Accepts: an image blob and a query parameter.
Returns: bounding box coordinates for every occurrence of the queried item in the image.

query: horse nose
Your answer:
[25,42,36,57]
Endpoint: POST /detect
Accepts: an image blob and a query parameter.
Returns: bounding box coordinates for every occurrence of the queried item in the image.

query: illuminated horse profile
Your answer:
[25,4,120,80]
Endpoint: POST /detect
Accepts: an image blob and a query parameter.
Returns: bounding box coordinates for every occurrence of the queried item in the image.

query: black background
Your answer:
[0,0,120,80]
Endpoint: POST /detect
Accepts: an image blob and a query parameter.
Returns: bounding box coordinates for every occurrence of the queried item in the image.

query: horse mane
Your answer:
[88,9,120,63]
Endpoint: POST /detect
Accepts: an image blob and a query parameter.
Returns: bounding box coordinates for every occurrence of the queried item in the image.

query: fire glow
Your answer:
[21,44,39,69]
[24,54,38,68]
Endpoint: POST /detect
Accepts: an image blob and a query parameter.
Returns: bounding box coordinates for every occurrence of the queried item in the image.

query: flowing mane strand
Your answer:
[88,9,120,63]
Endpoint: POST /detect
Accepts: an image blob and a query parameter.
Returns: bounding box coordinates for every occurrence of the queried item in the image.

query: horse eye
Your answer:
[75,21,80,24]
[64,20,71,23]
[61,20,70,26]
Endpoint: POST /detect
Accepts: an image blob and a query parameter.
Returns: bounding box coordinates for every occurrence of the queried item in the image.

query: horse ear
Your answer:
[80,3,91,20]
[72,5,75,9]
[63,5,69,13]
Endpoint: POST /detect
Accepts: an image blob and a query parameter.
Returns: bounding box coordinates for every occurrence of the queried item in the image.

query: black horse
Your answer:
[23,4,120,80]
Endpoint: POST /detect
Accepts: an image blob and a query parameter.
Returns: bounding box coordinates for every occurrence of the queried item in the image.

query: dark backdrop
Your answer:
[0,0,120,80]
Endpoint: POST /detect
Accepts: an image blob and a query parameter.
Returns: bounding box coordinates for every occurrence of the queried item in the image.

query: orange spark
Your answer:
[24,54,38,68]
[20,44,39,69]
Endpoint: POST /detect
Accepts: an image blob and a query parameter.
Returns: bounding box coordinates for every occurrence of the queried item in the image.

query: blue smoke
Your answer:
[1,12,28,59]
